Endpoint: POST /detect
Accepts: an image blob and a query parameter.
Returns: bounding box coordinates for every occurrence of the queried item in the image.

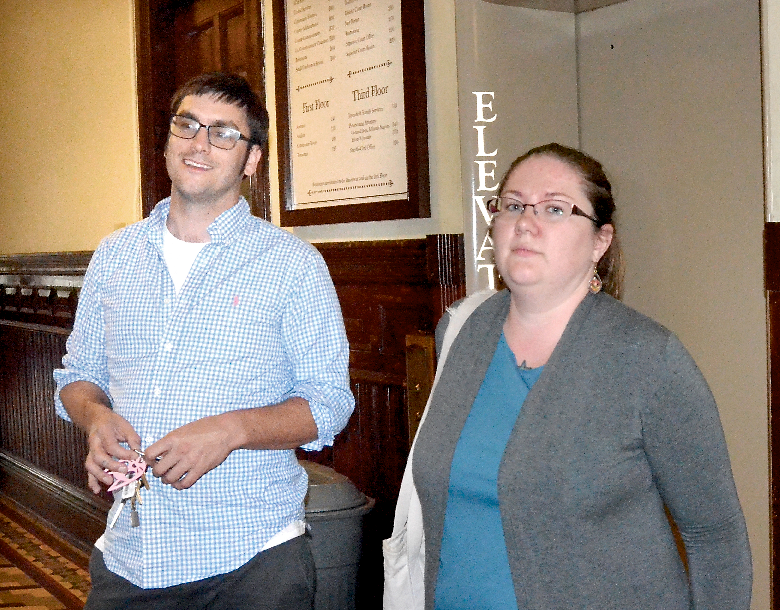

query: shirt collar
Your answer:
[147,197,251,246]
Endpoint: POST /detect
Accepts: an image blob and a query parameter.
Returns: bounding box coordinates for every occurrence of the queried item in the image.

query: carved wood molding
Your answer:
[316,239,431,284]
[315,236,460,281]
[0,253,88,328]
[0,252,92,276]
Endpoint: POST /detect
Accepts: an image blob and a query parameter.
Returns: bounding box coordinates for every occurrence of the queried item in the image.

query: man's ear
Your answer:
[243,145,263,177]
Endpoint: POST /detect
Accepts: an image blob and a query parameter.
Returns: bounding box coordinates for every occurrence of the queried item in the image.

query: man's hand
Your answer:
[144,414,238,490]
[85,409,142,493]
[59,381,141,494]
[145,397,318,490]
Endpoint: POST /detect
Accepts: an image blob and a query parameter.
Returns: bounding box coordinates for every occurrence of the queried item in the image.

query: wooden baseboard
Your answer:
[0,451,108,554]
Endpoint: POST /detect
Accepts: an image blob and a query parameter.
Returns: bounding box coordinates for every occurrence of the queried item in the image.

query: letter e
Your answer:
[473,92,497,123]
[476,161,499,192]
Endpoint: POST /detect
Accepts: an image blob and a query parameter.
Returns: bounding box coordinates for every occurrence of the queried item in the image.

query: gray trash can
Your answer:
[301,460,375,610]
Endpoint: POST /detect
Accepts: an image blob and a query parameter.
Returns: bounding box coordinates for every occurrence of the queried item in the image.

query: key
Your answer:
[106,452,149,528]
[130,479,146,527]
[109,486,135,529]
[106,455,148,492]
[109,499,126,528]
[130,488,140,528]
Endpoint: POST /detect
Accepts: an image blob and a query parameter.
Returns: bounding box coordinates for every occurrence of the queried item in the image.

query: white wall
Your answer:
[765,0,780,221]
[0,0,140,254]
[579,1,768,607]
[453,1,578,291]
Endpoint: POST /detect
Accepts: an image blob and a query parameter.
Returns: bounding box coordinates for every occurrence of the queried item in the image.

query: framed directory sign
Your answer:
[273,0,429,225]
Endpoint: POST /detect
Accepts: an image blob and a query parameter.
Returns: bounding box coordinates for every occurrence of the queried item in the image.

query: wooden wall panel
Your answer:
[0,323,81,483]
[303,235,465,504]
[0,252,111,550]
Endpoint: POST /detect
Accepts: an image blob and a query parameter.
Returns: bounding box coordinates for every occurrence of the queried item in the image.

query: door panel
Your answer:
[174,0,249,83]
[136,0,268,219]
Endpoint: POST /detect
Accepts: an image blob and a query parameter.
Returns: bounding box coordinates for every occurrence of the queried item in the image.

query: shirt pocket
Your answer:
[102,293,157,361]
[176,291,284,366]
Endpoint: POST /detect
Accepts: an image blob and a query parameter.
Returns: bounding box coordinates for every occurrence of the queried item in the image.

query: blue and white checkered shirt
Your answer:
[54,198,354,588]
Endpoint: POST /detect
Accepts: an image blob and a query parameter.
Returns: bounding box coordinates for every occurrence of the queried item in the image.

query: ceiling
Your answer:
[481,0,629,12]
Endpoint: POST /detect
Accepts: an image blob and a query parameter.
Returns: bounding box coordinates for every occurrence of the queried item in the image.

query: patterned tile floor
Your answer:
[0,500,89,609]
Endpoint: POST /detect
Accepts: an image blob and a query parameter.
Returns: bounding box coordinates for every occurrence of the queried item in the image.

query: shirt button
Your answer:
[164,342,173,352]
[153,387,161,397]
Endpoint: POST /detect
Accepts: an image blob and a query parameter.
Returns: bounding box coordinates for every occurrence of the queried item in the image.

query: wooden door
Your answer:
[174,0,253,81]
[136,0,269,219]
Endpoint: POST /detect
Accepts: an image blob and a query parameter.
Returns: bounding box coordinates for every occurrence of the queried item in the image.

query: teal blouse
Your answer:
[434,333,542,609]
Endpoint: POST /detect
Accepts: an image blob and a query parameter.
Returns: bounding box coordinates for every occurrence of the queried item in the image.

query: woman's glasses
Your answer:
[486,196,598,225]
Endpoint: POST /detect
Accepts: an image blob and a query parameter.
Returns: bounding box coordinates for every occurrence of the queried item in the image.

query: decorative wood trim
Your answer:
[315,239,430,284]
[0,254,85,328]
[245,0,272,221]
[426,233,466,320]
[135,0,157,218]
[0,320,70,336]
[135,0,177,217]
[0,252,92,276]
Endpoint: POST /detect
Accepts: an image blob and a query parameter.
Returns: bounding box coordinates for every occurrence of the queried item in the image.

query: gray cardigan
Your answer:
[413,290,751,609]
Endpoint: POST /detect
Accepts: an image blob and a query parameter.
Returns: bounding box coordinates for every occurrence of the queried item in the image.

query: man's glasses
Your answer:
[169,115,254,150]
[486,196,599,225]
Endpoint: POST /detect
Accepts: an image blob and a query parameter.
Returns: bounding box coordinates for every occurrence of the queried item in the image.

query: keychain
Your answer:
[105,451,148,492]
[105,451,150,528]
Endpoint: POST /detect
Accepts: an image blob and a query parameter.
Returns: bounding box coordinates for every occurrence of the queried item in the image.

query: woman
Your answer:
[412,143,751,609]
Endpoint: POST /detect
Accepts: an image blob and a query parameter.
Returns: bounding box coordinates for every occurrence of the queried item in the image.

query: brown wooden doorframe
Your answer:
[766,222,780,609]
[134,0,269,219]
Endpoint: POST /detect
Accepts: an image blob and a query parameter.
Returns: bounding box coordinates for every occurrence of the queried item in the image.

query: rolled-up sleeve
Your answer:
[281,250,354,450]
[53,244,112,421]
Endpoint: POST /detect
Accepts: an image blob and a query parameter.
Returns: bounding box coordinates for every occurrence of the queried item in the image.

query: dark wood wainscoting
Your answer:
[0,251,109,551]
[0,235,465,606]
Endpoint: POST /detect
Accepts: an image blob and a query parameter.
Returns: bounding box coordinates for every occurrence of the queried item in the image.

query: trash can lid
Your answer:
[301,460,368,513]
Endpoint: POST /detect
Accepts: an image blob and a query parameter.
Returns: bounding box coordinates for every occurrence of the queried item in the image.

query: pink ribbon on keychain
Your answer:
[105,455,148,492]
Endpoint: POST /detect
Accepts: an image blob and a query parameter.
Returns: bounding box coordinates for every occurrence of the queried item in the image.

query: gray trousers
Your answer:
[84,535,315,610]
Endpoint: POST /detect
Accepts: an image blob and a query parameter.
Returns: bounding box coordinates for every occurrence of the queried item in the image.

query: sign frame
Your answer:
[272,0,430,225]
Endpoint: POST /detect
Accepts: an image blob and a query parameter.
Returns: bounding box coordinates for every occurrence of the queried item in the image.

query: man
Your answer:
[54,72,354,609]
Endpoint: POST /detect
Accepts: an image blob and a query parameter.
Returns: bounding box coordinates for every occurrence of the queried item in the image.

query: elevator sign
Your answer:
[472,91,499,290]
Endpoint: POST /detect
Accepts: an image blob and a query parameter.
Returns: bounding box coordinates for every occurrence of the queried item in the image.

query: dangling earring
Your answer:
[589,266,602,294]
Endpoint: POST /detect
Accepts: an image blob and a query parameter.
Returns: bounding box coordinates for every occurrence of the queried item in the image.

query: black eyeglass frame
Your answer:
[486,196,599,225]
[169,114,255,150]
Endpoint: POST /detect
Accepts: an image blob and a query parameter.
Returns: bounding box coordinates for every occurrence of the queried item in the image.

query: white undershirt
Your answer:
[162,224,207,293]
